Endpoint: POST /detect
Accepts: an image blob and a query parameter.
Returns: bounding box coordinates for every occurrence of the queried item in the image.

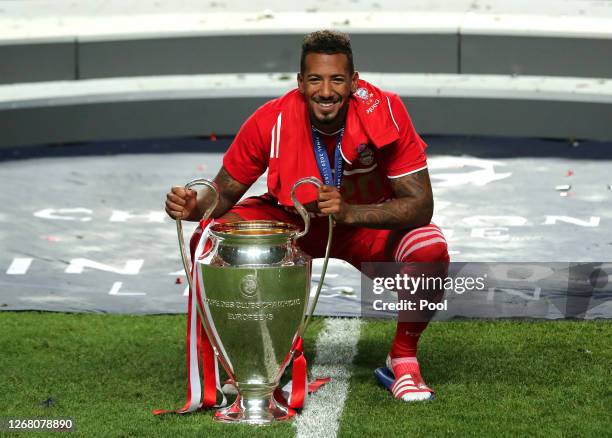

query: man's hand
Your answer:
[165,187,200,221]
[317,185,352,224]
[164,167,251,222]
[316,169,434,230]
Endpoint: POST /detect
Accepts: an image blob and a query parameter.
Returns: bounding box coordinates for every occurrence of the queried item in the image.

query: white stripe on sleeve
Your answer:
[270,124,276,159]
[387,165,428,179]
[276,112,282,158]
[386,95,400,132]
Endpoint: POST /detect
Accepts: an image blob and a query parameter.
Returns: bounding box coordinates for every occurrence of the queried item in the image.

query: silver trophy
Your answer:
[176,177,330,425]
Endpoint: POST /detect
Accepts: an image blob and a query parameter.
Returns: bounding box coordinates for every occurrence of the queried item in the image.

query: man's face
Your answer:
[298,53,359,131]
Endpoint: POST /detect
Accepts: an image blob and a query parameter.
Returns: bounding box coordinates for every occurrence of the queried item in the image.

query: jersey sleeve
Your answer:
[222,109,270,186]
[380,94,428,178]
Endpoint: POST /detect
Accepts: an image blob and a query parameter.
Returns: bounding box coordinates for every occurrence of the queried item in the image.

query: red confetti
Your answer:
[197,164,207,171]
[210,133,217,141]
[175,277,183,285]
[45,236,59,242]
[566,169,574,177]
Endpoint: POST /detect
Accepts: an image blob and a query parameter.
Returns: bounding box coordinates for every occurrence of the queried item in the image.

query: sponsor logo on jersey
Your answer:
[366,99,380,114]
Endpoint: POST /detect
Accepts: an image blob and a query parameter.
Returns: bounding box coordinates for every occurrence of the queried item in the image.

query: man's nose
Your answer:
[319,80,333,99]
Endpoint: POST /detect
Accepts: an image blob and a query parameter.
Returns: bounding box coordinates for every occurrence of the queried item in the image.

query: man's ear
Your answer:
[351,71,360,93]
[297,73,304,94]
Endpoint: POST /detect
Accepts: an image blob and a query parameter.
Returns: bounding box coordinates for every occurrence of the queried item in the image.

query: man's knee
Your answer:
[407,241,449,264]
[393,224,449,263]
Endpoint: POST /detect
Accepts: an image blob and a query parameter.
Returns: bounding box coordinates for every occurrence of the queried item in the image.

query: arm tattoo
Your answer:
[197,166,249,219]
[345,169,434,229]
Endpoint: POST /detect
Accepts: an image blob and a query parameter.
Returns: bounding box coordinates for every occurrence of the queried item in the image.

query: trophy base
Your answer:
[213,393,295,425]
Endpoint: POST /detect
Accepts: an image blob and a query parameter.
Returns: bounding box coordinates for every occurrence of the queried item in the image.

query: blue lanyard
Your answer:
[311,126,345,189]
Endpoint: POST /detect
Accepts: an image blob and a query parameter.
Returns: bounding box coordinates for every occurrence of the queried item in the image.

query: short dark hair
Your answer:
[300,30,354,74]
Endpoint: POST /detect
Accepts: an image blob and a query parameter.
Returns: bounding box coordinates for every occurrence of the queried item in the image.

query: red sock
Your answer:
[390,321,428,358]
[388,322,435,401]
[390,223,448,359]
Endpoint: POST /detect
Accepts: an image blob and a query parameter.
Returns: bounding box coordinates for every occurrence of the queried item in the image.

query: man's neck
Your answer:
[311,118,345,136]
[313,126,343,136]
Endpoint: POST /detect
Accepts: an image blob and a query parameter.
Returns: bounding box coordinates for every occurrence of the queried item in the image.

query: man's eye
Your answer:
[333,78,345,84]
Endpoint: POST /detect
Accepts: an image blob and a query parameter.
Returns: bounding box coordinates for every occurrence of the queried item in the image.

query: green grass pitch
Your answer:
[0,313,610,437]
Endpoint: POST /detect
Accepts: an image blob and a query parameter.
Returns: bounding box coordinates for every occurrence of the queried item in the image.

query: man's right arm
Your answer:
[166,103,271,221]
[165,166,250,221]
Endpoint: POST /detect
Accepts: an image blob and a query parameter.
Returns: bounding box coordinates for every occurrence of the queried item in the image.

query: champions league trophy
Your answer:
[176,177,331,425]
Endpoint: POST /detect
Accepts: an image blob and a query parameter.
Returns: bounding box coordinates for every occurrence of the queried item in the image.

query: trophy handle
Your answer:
[290,176,323,239]
[290,176,333,339]
[174,179,238,385]
[176,178,219,287]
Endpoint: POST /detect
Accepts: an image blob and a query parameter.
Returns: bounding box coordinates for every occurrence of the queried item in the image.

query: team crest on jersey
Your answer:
[354,87,378,113]
[354,87,370,101]
[358,146,374,166]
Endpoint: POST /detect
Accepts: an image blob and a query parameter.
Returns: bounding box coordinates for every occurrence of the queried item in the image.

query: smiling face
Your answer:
[297,52,359,134]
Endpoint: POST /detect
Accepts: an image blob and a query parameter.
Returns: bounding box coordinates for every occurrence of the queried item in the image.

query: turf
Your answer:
[0,313,610,437]
[0,312,324,437]
[339,319,612,437]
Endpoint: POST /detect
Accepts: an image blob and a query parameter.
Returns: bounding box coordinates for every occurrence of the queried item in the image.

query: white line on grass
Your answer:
[294,317,362,438]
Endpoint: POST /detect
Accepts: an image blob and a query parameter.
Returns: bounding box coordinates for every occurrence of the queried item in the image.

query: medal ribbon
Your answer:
[311,126,344,188]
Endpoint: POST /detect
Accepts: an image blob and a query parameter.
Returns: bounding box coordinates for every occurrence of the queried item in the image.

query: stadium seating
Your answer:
[1,0,611,147]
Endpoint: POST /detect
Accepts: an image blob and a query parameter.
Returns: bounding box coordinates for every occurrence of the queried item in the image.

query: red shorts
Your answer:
[191,195,446,271]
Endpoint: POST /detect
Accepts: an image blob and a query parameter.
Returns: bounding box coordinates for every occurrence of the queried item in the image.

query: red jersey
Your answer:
[223,90,427,205]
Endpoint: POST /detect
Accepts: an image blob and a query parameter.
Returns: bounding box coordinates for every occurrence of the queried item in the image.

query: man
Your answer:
[165,30,449,402]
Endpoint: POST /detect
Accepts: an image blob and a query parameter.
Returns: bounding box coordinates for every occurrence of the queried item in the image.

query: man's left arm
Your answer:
[317,168,433,230]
